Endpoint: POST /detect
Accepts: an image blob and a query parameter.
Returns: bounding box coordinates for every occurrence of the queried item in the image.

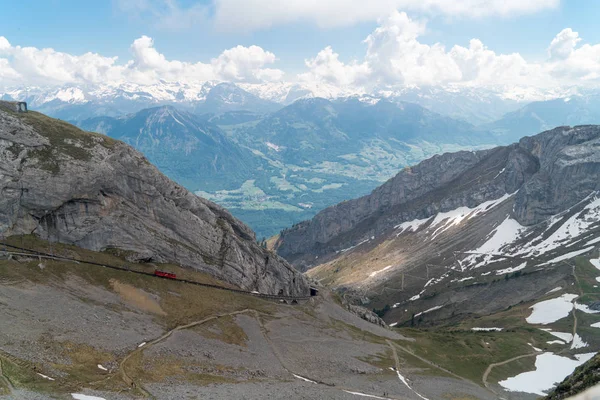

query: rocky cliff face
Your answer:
[0,102,308,296]
[276,125,600,270]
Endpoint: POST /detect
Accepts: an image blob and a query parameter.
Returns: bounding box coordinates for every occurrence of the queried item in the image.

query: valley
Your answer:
[4,3,600,399]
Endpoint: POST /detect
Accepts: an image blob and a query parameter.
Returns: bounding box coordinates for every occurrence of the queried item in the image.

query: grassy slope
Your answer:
[392,253,600,386]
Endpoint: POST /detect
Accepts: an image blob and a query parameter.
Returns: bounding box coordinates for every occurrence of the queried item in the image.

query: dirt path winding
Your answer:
[482,263,584,395]
[481,351,540,395]
[390,342,468,383]
[119,309,255,397]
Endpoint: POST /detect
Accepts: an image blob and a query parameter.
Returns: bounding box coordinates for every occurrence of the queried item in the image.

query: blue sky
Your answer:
[2,0,597,65]
[1,0,600,93]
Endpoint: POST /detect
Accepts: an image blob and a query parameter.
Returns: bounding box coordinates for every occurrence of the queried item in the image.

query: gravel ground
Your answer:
[0,268,527,400]
[0,277,163,363]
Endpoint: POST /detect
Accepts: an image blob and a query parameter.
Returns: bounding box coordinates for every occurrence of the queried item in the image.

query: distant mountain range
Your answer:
[78,106,263,191]
[484,95,600,142]
[6,81,600,237]
[0,81,556,125]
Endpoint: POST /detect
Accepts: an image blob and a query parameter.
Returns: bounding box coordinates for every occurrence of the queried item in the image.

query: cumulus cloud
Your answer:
[0,35,283,87]
[212,45,283,82]
[3,9,600,94]
[301,11,600,91]
[548,28,581,60]
[299,46,371,87]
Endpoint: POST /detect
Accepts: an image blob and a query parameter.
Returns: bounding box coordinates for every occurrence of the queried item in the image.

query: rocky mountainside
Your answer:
[0,101,308,296]
[545,353,600,400]
[275,125,600,319]
[272,124,600,399]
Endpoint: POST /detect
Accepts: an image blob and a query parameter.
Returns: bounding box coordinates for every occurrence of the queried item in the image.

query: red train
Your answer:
[154,270,177,279]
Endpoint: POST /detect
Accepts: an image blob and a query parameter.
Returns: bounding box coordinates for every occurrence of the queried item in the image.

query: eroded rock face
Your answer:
[276,125,600,270]
[0,105,308,296]
[347,305,386,328]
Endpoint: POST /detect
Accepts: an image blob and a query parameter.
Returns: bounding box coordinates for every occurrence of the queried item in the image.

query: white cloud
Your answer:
[211,0,559,32]
[212,45,283,82]
[301,11,600,91]
[548,28,581,60]
[115,0,559,33]
[546,30,600,81]
[0,35,282,87]
[299,46,371,86]
[3,8,600,95]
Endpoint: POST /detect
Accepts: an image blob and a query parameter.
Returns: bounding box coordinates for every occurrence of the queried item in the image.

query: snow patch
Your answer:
[293,374,317,383]
[395,217,431,235]
[499,352,596,396]
[495,262,527,275]
[369,265,392,278]
[337,238,370,254]
[451,277,474,283]
[586,237,600,246]
[97,364,107,371]
[540,247,595,265]
[575,303,600,314]
[138,342,146,348]
[265,142,281,152]
[392,368,429,400]
[570,334,588,350]
[493,168,506,179]
[71,395,107,400]
[471,327,502,332]
[37,373,55,381]
[343,390,389,399]
[473,217,524,255]
[540,329,573,343]
[526,294,578,325]
[415,305,443,317]
[545,287,562,295]
[428,193,514,240]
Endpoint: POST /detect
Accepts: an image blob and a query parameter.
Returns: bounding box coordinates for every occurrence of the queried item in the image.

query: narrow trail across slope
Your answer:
[482,262,585,395]
[119,309,255,397]
[482,352,540,396]
[118,307,410,400]
[386,340,430,400]
[391,342,468,383]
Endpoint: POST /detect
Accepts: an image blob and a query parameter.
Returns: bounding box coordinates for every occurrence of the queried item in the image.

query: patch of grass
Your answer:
[13,111,117,174]
[327,318,386,344]
[397,326,550,383]
[128,353,239,386]
[0,354,58,396]
[194,316,249,347]
[576,255,600,304]
[358,349,394,371]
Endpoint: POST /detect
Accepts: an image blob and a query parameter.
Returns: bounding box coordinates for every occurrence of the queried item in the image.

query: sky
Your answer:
[1,0,600,93]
